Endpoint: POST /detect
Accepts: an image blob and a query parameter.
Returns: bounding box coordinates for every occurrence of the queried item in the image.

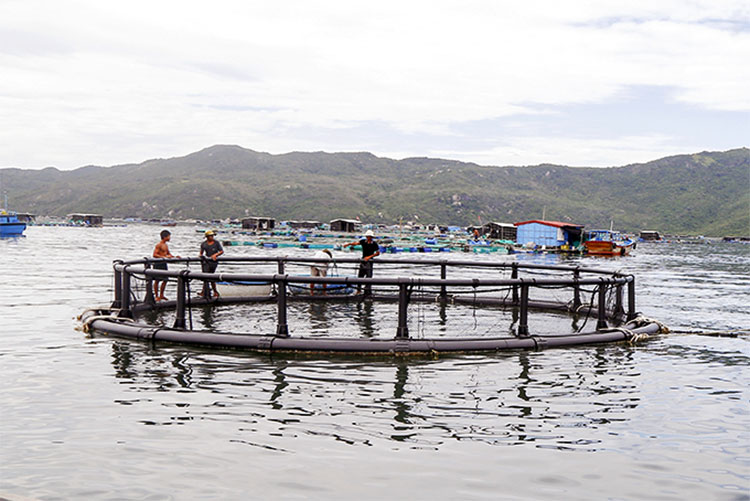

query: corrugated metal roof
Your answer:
[514,219,584,228]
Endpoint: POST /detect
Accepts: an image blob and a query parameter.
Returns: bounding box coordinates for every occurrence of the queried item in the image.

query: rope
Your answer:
[665,329,748,337]
[627,315,670,334]
[80,312,135,334]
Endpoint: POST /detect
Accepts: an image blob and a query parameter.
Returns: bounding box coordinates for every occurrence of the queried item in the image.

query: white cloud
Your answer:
[434,134,688,167]
[0,0,748,168]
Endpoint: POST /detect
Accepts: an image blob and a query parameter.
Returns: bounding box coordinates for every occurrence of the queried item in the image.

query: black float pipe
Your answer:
[86,317,661,354]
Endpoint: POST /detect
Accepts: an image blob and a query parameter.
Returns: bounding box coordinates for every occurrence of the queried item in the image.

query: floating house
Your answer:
[288,220,320,230]
[639,230,662,241]
[15,213,36,223]
[514,220,584,248]
[484,222,517,241]
[241,217,275,230]
[466,225,484,236]
[330,218,360,233]
[68,213,103,226]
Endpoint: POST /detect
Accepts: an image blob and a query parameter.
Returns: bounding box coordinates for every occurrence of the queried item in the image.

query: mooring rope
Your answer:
[78,311,136,334]
[664,328,748,337]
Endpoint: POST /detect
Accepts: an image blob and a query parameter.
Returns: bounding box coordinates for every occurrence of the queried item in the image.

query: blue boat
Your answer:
[0,210,26,237]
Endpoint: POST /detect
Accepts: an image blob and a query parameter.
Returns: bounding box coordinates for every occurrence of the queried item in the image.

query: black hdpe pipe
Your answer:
[85,316,660,354]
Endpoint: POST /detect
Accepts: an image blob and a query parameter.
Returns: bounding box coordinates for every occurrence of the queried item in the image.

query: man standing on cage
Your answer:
[343,229,380,294]
[152,229,178,301]
[199,230,224,299]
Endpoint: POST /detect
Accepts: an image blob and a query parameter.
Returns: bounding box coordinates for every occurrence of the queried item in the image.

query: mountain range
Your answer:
[2,146,748,236]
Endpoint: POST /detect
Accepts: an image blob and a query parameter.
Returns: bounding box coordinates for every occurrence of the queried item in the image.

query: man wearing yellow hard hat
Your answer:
[199,229,224,298]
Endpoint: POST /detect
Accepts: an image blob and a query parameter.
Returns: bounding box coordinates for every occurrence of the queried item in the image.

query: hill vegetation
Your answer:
[2,146,748,236]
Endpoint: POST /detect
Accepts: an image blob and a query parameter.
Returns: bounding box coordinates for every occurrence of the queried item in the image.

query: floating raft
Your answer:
[81,256,665,355]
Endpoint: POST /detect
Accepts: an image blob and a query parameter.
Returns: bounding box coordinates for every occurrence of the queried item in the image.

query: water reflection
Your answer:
[198,305,215,330]
[104,339,645,450]
[307,302,331,332]
[354,300,376,337]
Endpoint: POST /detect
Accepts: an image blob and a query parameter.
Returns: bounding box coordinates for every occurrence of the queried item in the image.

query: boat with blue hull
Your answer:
[0,210,26,237]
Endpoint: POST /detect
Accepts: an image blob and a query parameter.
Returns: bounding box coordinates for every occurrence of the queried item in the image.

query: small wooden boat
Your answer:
[584,230,636,256]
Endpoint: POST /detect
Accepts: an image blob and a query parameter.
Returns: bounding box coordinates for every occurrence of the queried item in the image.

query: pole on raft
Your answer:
[518,282,529,337]
[173,271,188,329]
[440,260,447,302]
[615,282,624,318]
[112,260,123,309]
[572,268,581,311]
[627,278,637,321]
[276,275,289,337]
[396,280,410,339]
[597,281,608,330]
[119,265,132,318]
[144,259,155,304]
[364,261,373,297]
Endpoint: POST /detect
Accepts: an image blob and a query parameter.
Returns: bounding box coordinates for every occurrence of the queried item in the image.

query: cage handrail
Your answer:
[121,255,632,278]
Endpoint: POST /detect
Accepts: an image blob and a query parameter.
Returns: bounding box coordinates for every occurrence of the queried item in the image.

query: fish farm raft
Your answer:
[80,256,665,354]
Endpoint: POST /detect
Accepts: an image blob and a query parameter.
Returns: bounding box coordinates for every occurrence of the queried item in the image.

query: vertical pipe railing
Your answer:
[173,272,187,329]
[277,258,285,274]
[615,282,624,317]
[517,282,529,337]
[627,277,637,321]
[364,261,373,297]
[597,280,608,330]
[112,261,123,309]
[120,265,132,318]
[396,280,410,339]
[440,260,447,302]
[276,276,289,337]
[511,263,519,305]
[144,260,155,304]
[572,268,581,311]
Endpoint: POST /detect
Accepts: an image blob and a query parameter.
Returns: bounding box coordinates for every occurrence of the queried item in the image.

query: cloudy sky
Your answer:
[1,0,748,170]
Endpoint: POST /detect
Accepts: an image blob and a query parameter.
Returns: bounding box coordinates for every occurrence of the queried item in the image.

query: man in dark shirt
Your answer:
[343,229,380,294]
[199,230,224,298]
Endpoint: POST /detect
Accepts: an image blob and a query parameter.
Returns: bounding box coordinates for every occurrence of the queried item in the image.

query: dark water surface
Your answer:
[1,225,748,500]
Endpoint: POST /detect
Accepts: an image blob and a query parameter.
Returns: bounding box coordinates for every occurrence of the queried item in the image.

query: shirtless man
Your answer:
[153,229,176,301]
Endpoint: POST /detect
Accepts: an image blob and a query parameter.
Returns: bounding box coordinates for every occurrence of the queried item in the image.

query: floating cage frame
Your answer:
[81,256,662,354]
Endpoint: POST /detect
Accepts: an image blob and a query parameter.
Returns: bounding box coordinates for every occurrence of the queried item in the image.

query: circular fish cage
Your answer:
[80,256,664,354]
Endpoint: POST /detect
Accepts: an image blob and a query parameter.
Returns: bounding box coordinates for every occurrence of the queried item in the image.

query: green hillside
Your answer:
[2,146,748,236]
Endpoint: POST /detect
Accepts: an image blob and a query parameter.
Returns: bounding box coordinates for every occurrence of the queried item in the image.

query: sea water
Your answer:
[1,225,748,500]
